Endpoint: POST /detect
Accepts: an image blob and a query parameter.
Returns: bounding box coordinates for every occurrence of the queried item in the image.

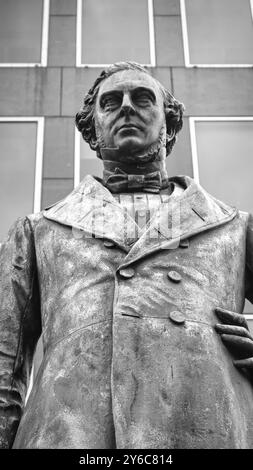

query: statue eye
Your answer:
[101,95,121,111]
[134,91,153,107]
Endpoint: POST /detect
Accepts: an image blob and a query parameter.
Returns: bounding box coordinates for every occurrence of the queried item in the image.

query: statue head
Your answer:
[75,62,184,162]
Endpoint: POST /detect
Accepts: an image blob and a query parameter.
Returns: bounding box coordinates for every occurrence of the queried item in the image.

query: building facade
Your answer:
[0,0,253,378]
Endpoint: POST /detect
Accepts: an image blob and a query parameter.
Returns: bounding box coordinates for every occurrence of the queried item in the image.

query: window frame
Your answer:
[189,116,253,316]
[0,116,44,213]
[76,0,156,67]
[0,116,44,402]
[74,127,81,187]
[180,0,253,68]
[0,0,50,67]
[189,116,253,183]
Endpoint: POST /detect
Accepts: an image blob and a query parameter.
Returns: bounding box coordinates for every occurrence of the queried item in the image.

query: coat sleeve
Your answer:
[245,213,253,304]
[0,216,41,448]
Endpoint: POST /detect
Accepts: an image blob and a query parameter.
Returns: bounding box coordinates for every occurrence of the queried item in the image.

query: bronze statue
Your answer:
[0,62,253,449]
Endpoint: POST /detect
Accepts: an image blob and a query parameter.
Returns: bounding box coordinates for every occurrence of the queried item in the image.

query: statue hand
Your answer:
[215,307,253,375]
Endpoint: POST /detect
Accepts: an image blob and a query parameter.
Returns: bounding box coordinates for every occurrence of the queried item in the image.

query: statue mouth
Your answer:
[117,123,142,132]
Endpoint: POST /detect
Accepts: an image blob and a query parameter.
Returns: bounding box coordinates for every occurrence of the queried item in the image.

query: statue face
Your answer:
[94,69,165,155]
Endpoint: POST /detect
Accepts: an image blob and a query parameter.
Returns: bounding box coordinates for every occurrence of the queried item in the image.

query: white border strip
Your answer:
[74,128,81,187]
[76,0,82,68]
[180,0,253,68]
[148,0,156,67]
[0,0,50,67]
[189,116,253,181]
[250,0,253,22]
[34,118,44,212]
[76,0,156,67]
[180,0,190,68]
[189,117,199,183]
[40,0,50,67]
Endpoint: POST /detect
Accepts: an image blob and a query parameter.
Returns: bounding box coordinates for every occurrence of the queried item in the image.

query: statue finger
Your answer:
[214,324,253,340]
[221,334,253,358]
[215,307,249,330]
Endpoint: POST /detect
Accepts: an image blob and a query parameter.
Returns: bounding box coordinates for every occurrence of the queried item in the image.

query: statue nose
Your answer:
[121,93,135,114]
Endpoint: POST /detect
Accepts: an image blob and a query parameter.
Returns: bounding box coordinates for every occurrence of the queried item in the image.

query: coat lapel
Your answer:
[119,175,238,266]
[43,175,138,252]
[43,175,238,263]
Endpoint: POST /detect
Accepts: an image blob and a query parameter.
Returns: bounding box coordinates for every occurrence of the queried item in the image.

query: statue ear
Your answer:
[166,129,176,143]
[90,135,99,151]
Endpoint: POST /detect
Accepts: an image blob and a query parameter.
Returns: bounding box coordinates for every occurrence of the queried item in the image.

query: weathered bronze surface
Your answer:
[1,63,253,449]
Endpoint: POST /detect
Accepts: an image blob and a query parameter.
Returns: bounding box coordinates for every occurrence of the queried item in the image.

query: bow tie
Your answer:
[103,168,167,193]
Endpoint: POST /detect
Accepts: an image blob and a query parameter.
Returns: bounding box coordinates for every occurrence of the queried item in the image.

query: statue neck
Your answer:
[100,147,169,194]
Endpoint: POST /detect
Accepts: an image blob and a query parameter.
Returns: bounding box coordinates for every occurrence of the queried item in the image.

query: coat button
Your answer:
[180,239,189,249]
[135,176,144,183]
[119,267,135,279]
[138,210,146,217]
[104,240,115,248]
[167,270,182,283]
[169,311,186,325]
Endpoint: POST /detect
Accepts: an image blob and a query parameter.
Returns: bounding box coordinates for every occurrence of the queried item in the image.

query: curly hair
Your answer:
[75,61,185,158]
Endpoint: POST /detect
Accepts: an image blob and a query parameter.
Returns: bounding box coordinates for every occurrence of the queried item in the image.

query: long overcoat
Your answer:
[1,175,253,449]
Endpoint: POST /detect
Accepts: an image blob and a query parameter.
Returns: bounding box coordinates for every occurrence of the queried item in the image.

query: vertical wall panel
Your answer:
[80,0,151,64]
[0,0,44,63]
[194,120,253,212]
[48,16,76,66]
[0,122,37,239]
[184,0,253,64]
[43,118,74,178]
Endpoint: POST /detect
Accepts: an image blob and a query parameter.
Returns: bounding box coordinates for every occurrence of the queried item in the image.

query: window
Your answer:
[0,0,49,66]
[181,0,253,66]
[189,118,253,212]
[0,118,44,241]
[74,129,103,186]
[189,117,253,315]
[76,0,155,66]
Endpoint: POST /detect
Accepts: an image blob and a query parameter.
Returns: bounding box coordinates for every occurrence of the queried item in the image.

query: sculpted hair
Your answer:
[75,61,185,158]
